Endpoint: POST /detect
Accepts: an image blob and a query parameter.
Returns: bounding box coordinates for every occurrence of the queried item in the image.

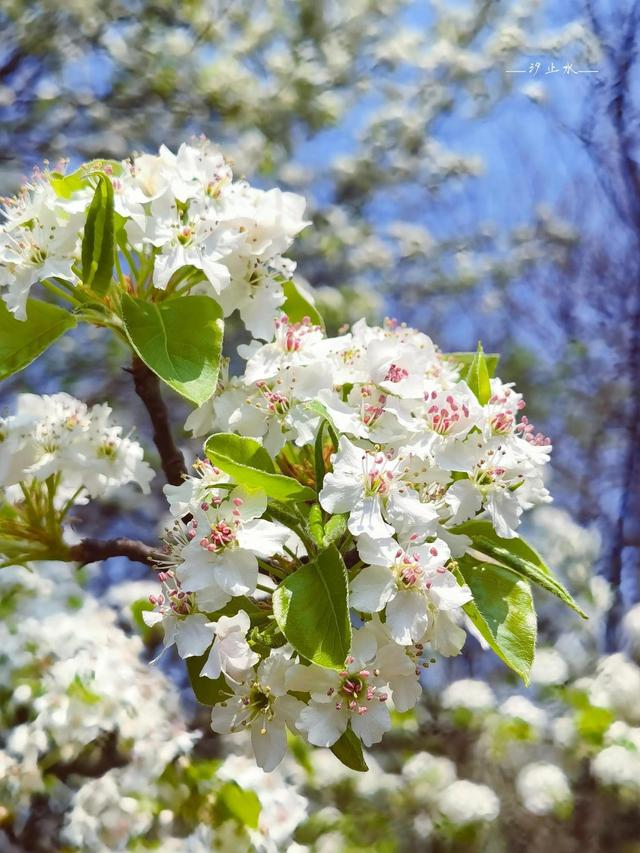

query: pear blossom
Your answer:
[351,533,470,646]
[0,139,561,779]
[209,366,328,455]
[516,762,572,816]
[211,648,304,771]
[0,392,153,504]
[200,610,260,682]
[319,436,412,539]
[2,139,310,339]
[289,630,398,748]
[0,178,83,319]
[142,570,215,659]
[160,487,289,612]
[0,561,198,850]
[143,195,234,292]
[242,314,325,385]
[388,380,482,461]
[443,436,549,538]
[441,679,496,713]
[163,457,230,517]
[438,780,500,825]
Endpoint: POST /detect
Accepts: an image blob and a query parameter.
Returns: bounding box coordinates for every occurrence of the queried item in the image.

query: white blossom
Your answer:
[516,762,572,816]
[438,780,500,825]
[211,649,304,772]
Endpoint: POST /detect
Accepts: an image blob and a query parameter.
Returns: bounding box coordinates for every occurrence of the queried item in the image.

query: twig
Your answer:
[128,355,188,486]
[68,537,163,567]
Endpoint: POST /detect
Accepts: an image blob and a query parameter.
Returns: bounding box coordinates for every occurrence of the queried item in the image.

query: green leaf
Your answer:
[314,420,329,490]
[67,675,102,705]
[205,433,316,502]
[330,727,369,772]
[456,557,537,684]
[281,279,325,328]
[444,350,500,378]
[186,653,228,706]
[50,166,90,199]
[272,544,351,669]
[218,782,261,829]
[482,539,586,619]
[323,513,348,547]
[303,400,338,436]
[0,298,77,380]
[308,503,325,546]
[130,598,162,644]
[454,520,586,619]
[212,595,271,624]
[453,519,551,576]
[122,293,224,406]
[575,704,615,746]
[81,174,115,295]
[465,342,491,404]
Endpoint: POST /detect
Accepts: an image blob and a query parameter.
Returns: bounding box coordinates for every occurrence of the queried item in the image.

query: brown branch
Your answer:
[129,355,188,486]
[68,537,163,567]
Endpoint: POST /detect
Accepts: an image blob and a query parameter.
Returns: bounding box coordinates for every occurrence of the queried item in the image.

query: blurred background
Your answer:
[1,1,640,850]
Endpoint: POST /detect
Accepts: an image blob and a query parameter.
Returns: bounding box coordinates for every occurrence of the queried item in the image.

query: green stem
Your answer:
[45,475,61,539]
[256,582,274,595]
[59,486,86,521]
[120,243,139,277]
[41,278,81,307]
[349,560,366,580]
[163,265,198,298]
[266,503,316,552]
[18,482,39,525]
[282,544,300,562]
[258,559,287,579]
[114,249,126,288]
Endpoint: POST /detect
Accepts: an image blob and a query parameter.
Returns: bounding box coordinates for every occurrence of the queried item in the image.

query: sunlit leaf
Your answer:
[273,544,351,669]
[122,293,224,405]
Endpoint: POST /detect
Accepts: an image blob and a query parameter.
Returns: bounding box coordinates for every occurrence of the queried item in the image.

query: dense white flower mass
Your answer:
[437,780,500,825]
[0,139,309,336]
[0,137,559,776]
[0,562,195,850]
[0,561,312,850]
[441,679,497,713]
[516,762,572,816]
[135,311,556,771]
[0,391,153,504]
[591,745,640,792]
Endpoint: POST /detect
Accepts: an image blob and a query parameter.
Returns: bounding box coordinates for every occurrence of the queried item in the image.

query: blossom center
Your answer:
[240,682,277,733]
[363,453,395,496]
[331,667,388,715]
[256,382,290,415]
[200,519,237,552]
[394,551,424,588]
[150,570,195,617]
[274,315,320,353]
[384,363,409,383]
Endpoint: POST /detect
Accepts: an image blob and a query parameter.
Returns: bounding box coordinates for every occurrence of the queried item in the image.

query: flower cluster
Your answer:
[144,315,553,771]
[0,391,153,505]
[0,561,312,851]
[257,509,638,852]
[0,138,309,338]
[0,137,563,775]
[0,562,193,849]
[194,316,551,538]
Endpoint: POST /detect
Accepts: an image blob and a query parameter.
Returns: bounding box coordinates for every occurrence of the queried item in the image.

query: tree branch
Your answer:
[68,537,163,567]
[129,355,188,486]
